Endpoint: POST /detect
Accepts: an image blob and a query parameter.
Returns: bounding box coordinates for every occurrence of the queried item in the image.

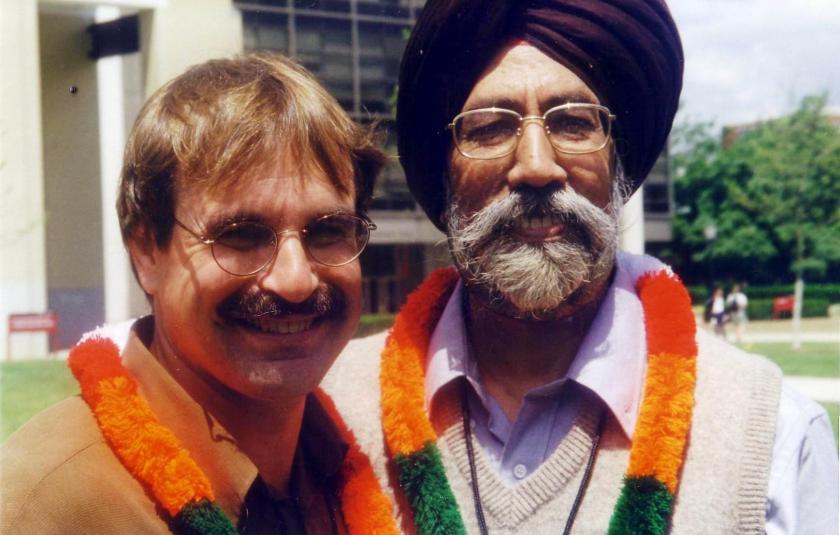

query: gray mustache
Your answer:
[451,186,613,249]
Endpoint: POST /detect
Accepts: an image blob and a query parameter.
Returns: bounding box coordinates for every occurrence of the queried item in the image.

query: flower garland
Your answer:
[380,267,697,535]
[68,336,398,535]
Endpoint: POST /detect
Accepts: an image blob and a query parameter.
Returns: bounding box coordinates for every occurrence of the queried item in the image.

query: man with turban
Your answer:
[324,1,839,533]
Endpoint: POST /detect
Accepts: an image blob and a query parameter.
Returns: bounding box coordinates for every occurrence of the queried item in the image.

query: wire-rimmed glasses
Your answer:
[174,212,376,276]
[448,102,615,160]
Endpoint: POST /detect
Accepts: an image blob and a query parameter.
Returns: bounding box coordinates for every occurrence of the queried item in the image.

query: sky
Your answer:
[667,0,840,130]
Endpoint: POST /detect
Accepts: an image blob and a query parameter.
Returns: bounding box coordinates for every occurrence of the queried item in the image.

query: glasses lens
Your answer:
[545,106,610,153]
[305,214,369,266]
[212,222,277,275]
[453,110,520,158]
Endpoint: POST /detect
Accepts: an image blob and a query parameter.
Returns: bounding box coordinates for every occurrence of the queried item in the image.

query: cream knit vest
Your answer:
[324,327,781,534]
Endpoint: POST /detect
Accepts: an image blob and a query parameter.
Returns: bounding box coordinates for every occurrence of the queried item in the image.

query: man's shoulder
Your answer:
[1,397,105,529]
[324,330,388,390]
[2,396,103,469]
[696,329,782,378]
[321,331,390,448]
[327,330,389,380]
[1,396,163,533]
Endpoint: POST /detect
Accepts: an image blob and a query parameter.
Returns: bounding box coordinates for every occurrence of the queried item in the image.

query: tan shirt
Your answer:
[1,323,347,534]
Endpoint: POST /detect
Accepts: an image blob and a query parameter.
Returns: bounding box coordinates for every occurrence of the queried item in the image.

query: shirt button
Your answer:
[513,464,528,479]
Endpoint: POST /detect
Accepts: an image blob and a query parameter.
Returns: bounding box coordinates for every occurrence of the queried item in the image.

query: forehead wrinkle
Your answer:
[464,45,599,116]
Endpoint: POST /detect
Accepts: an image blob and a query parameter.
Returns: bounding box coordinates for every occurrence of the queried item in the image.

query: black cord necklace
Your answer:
[459,380,604,535]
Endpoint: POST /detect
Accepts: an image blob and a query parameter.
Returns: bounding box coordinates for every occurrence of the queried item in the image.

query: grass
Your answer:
[740,342,839,377]
[1,359,78,441]
[820,402,839,446]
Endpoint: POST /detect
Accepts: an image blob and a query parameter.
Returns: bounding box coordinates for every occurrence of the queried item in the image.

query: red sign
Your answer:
[8,312,58,333]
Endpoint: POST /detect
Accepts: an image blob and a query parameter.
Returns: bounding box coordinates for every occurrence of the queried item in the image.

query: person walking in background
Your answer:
[727,284,749,344]
[705,286,728,338]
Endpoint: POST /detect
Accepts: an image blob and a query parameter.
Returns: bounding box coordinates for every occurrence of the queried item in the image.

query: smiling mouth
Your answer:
[517,214,562,230]
[234,315,317,335]
[513,214,566,240]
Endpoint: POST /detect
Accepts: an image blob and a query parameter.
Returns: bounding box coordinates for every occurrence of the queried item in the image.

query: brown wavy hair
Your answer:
[117,52,384,248]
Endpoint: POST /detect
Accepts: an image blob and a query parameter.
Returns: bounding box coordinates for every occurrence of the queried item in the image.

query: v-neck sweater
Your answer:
[322,263,783,534]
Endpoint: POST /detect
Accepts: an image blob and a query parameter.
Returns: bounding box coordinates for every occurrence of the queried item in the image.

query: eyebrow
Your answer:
[542,92,600,108]
[463,91,600,114]
[201,211,269,238]
[200,208,359,238]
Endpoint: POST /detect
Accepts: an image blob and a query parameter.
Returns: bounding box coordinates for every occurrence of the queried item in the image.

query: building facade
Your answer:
[1,0,669,358]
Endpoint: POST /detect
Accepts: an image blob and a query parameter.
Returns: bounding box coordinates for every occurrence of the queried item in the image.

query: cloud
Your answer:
[669,0,840,128]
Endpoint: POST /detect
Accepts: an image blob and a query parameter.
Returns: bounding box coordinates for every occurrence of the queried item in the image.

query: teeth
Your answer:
[518,215,561,229]
[250,318,314,334]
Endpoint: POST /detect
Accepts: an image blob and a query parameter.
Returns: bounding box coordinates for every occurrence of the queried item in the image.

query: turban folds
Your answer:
[396,0,684,230]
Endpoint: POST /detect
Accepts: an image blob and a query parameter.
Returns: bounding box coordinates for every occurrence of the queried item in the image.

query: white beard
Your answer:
[446,182,622,317]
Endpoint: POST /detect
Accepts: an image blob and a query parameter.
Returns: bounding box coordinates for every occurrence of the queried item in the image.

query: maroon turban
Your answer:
[396,0,684,230]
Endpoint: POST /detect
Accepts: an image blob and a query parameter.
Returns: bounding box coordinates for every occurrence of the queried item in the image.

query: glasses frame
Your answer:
[173,212,377,276]
[447,102,615,160]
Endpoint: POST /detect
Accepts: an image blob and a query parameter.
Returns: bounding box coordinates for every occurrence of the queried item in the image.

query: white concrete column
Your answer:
[620,185,645,254]
[140,0,243,96]
[95,6,134,323]
[0,0,49,359]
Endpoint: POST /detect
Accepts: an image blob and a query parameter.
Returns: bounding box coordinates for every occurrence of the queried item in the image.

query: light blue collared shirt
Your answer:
[424,251,838,534]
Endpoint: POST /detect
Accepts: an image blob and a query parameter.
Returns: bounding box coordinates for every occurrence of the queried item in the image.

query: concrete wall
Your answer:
[1,0,49,359]
[0,0,243,358]
[40,10,106,348]
[140,0,243,95]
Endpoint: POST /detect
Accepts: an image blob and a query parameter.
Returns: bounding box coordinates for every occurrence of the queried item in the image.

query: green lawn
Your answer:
[1,360,78,441]
[820,402,839,446]
[740,342,840,377]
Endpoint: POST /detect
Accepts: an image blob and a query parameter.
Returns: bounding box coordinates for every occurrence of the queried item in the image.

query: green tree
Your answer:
[670,95,840,285]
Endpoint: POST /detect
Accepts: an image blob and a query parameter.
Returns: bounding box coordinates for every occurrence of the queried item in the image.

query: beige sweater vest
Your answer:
[323,329,781,534]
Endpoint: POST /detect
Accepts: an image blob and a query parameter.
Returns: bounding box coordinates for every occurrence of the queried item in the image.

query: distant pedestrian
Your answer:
[705,286,728,338]
[727,284,749,344]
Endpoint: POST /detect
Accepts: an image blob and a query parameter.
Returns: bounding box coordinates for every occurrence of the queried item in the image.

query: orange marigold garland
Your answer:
[380,267,697,535]
[69,337,398,535]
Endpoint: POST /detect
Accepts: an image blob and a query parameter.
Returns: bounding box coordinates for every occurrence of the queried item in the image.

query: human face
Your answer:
[133,156,362,403]
[446,42,620,316]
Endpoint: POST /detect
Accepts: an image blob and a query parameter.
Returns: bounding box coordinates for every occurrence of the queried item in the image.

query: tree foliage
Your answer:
[669,95,840,285]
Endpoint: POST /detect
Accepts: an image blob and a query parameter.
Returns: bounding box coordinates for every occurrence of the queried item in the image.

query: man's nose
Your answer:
[257,235,319,303]
[506,121,568,190]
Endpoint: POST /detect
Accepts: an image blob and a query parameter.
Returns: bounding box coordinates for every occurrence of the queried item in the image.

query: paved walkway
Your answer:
[697,316,840,343]
[696,316,839,403]
[785,377,840,403]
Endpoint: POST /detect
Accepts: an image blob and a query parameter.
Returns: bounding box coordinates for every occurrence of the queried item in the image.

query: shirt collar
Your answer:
[424,251,648,439]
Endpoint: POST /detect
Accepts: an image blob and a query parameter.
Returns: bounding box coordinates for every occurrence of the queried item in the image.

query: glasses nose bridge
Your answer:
[516,114,551,144]
[271,227,307,257]
[515,113,554,153]
[259,227,312,273]
[519,114,547,130]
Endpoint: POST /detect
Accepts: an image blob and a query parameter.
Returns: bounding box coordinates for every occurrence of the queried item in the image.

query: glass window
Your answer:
[294,0,351,13]
[356,1,411,18]
[242,12,289,52]
[358,22,408,114]
[295,16,354,108]
[643,183,670,214]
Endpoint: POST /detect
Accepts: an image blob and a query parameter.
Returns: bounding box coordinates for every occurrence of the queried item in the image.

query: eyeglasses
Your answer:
[174,212,376,276]
[448,103,615,160]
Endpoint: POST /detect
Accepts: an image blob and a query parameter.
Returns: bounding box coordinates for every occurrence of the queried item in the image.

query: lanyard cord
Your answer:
[461,380,490,534]
[460,379,604,535]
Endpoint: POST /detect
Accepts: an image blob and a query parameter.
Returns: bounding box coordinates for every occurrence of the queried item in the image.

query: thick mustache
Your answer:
[219,286,344,320]
[460,187,603,247]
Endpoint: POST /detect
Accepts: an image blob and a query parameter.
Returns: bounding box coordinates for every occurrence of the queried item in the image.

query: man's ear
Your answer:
[127,230,163,296]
